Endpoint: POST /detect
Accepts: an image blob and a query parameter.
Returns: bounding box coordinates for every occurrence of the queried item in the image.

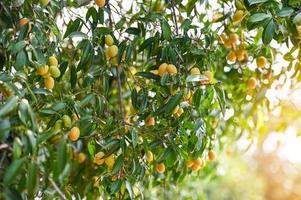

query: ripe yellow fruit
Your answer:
[229,33,239,44]
[247,77,257,90]
[68,126,80,142]
[208,150,217,161]
[95,0,105,7]
[184,90,192,101]
[186,160,194,168]
[146,151,153,163]
[77,153,86,163]
[105,154,115,168]
[158,63,168,77]
[227,51,237,62]
[167,64,177,75]
[224,39,233,49]
[145,117,155,126]
[191,158,202,170]
[203,70,213,82]
[156,163,165,173]
[177,107,184,116]
[37,65,49,76]
[236,50,245,62]
[44,77,54,89]
[233,10,244,23]
[17,18,31,32]
[71,113,79,122]
[48,56,58,67]
[105,35,114,46]
[190,67,200,75]
[39,0,50,7]
[94,151,105,165]
[106,45,118,58]
[256,56,267,68]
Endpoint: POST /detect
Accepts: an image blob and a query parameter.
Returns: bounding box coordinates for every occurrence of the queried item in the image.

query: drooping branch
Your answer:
[48,177,67,200]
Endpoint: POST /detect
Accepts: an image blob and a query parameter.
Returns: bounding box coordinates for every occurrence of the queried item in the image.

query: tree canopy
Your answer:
[1,0,301,199]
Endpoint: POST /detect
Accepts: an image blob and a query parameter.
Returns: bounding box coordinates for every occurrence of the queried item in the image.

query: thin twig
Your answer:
[170,0,179,36]
[48,177,67,200]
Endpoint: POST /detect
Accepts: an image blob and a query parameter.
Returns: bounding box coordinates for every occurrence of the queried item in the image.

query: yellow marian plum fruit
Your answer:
[17,18,32,32]
[105,154,115,169]
[106,45,118,58]
[37,65,49,76]
[95,0,105,7]
[208,150,217,161]
[145,116,155,126]
[247,77,257,90]
[235,49,245,62]
[191,158,203,171]
[68,126,80,142]
[256,56,267,68]
[224,39,233,49]
[39,0,50,7]
[229,33,239,44]
[232,10,245,23]
[156,163,165,173]
[190,67,200,75]
[44,77,54,90]
[186,160,194,168]
[94,152,105,165]
[146,151,154,163]
[167,64,177,75]
[203,70,214,83]
[77,153,86,163]
[105,35,114,46]
[48,56,58,67]
[227,51,237,63]
[158,63,168,77]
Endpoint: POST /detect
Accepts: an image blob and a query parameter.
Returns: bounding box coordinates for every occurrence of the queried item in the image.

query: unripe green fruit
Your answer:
[54,120,63,131]
[62,115,72,128]
[39,0,50,7]
[49,66,61,78]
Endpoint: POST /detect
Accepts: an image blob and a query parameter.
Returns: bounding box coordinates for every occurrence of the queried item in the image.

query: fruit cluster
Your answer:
[36,56,61,90]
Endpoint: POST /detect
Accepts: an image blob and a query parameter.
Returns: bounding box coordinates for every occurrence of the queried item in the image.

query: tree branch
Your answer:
[48,177,67,200]
[170,0,179,36]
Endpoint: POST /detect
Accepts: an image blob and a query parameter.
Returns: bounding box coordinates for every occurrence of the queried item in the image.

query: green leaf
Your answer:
[111,180,122,194]
[185,74,208,82]
[125,180,134,199]
[138,37,154,52]
[97,27,112,34]
[27,161,38,198]
[4,157,26,185]
[277,7,294,17]
[9,41,26,54]
[78,94,95,107]
[161,20,171,40]
[0,118,10,141]
[125,27,141,35]
[15,50,27,69]
[57,138,67,175]
[68,31,88,38]
[214,86,226,116]
[293,13,301,24]
[135,72,160,81]
[111,155,124,175]
[248,0,268,5]
[249,13,271,23]
[0,96,18,117]
[262,19,275,45]
[155,91,183,116]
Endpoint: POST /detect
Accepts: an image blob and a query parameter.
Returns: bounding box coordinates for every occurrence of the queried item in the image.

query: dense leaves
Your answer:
[0,0,301,199]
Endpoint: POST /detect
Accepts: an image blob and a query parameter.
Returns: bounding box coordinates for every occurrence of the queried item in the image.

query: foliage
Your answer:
[0,0,301,199]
